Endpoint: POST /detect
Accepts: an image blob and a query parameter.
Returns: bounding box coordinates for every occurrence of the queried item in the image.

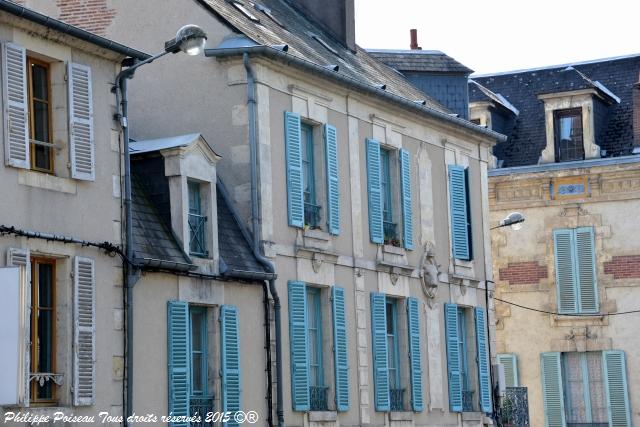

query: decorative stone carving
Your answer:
[566,327,597,352]
[419,242,441,308]
[29,372,64,387]
[311,252,323,273]
[390,269,400,286]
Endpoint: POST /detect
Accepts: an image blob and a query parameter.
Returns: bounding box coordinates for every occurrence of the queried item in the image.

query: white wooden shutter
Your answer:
[0,267,23,405]
[68,63,95,181]
[6,248,30,407]
[2,42,29,168]
[73,256,95,406]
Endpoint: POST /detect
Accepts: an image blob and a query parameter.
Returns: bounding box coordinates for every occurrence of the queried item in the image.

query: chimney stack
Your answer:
[410,29,422,50]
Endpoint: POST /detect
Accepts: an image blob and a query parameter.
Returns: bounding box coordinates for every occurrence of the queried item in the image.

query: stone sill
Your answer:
[18,169,77,194]
[383,244,406,255]
[461,411,483,421]
[389,411,414,421]
[308,411,337,422]
[304,228,332,241]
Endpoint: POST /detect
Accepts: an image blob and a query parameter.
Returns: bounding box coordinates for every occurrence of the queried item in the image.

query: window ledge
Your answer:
[18,169,77,194]
[303,228,331,241]
[383,244,406,255]
[461,411,483,421]
[308,411,337,422]
[389,411,414,421]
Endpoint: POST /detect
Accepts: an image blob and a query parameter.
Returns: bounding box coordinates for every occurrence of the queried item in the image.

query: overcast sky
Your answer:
[354,0,640,75]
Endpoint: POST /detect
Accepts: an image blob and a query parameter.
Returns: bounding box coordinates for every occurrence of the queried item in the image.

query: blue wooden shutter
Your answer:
[324,124,340,235]
[406,297,423,412]
[332,286,349,411]
[288,281,310,410]
[575,227,598,313]
[554,229,578,313]
[497,354,518,387]
[400,149,414,250]
[448,165,470,260]
[285,112,304,228]
[366,139,384,244]
[540,352,566,427]
[370,292,389,411]
[444,303,462,412]
[603,351,631,427]
[167,301,190,427]
[220,305,241,426]
[474,307,492,413]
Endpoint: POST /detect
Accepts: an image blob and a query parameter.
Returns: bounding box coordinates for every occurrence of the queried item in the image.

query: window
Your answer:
[385,298,402,411]
[284,112,340,234]
[31,258,56,403]
[541,351,631,427]
[553,227,597,314]
[445,304,492,413]
[288,281,350,412]
[365,139,413,249]
[189,306,214,418]
[554,108,584,162]
[188,181,207,257]
[27,58,53,173]
[301,124,320,229]
[448,165,472,260]
[307,287,327,410]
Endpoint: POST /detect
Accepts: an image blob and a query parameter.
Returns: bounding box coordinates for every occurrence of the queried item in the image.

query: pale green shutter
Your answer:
[406,297,423,411]
[444,303,462,412]
[284,112,304,228]
[553,229,578,314]
[575,227,598,313]
[366,139,384,244]
[220,305,241,426]
[603,350,631,427]
[474,307,492,413]
[370,292,389,411]
[540,352,566,427]
[331,286,349,411]
[400,149,414,250]
[288,281,310,410]
[167,301,190,427]
[324,124,340,235]
[497,354,518,387]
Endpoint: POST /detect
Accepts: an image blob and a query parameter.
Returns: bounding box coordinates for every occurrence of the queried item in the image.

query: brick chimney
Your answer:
[410,29,422,50]
[293,0,356,51]
[634,73,640,149]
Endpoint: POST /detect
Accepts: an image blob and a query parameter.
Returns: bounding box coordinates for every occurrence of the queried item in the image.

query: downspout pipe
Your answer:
[243,53,285,427]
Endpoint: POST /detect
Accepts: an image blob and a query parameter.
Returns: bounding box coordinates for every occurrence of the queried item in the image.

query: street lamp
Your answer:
[114,25,207,423]
[491,212,525,230]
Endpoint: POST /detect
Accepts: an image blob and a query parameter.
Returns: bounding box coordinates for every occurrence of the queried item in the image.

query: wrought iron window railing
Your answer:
[304,203,321,229]
[309,385,328,411]
[383,221,398,244]
[390,388,404,411]
[190,396,214,427]
[462,389,476,412]
[188,213,207,256]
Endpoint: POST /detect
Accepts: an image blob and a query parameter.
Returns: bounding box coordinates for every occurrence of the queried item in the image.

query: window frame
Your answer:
[301,123,321,229]
[187,180,208,257]
[554,108,584,163]
[457,308,470,403]
[562,352,607,425]
[189,305,209,397]
[306,286,324,388]
[27,56,54,174]
[386,298,402,410]
[30,257,57,404]
[380,147,400,246]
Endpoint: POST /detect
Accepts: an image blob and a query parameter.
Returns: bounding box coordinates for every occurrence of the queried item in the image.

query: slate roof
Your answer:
[367,49,473,74]
[468,79,519,116]
[470,54,640,167]
[197,0,448,113]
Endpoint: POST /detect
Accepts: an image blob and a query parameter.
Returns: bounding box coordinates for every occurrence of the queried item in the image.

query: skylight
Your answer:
[254,3,285,28]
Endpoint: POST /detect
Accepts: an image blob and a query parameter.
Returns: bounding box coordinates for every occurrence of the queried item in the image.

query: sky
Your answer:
[354,0,640,75]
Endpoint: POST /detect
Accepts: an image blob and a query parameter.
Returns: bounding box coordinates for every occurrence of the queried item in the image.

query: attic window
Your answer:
[228,0,260,22]
[307,32,339,57]
[254,3,285,28]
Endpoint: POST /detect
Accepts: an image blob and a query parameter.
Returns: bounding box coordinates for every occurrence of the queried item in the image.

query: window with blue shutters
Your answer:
[474,307,492,413]
[445,303,463,412]
[190,307,214,421]
[168,301,191,426]
[380,148,397,244]
[553,227,598,314]
[406,297,423,412]
[386,298,403,411]
[307,287,327,411]
[448,165,472,260]
[220,305,241,426]
[399,149,413,250]
[332,286,349,411]
[370,292,389,411]
[288,281,310,411]
[285,113,340,234]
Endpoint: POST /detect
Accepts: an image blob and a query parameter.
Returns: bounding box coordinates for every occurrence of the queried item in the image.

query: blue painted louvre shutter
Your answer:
[370,292,389,411]
[285,112,304,228]
[324,124,340,235]
[288,281,310,410]
[220,305,241,426]
[400,149,414,250]
[167,301,190,427]
[366,139,384,244]
[603,351,631,427]
[332,286,349,411]
[575,227,598,313]
[553,229,578,313]
[474,307,492,413]
[540,352,566,427]
[406,297,423,411]
[448,165,470,260]
[444,303,462,412]
[497,354,518,387]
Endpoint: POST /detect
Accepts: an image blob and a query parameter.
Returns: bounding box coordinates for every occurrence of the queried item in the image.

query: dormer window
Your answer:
[188,181,208,257]
[554,108,584,162]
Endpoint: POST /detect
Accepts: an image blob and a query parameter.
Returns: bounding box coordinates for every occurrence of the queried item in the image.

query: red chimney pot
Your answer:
[410,29,421,50]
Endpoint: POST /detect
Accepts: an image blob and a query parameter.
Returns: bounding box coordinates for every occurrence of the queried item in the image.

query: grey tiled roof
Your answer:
[198,0,449,112]
[367,49,473,74]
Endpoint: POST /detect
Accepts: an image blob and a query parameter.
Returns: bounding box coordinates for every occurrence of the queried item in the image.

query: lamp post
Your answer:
[115,24,207,422]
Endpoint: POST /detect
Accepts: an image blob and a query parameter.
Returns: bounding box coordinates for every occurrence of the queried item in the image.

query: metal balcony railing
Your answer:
[462,390,476,412]
[390,388,404,411]
[304,203,321,229]
[309,385,328,411]
[190,396,214,427]
[188,213,207,256]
